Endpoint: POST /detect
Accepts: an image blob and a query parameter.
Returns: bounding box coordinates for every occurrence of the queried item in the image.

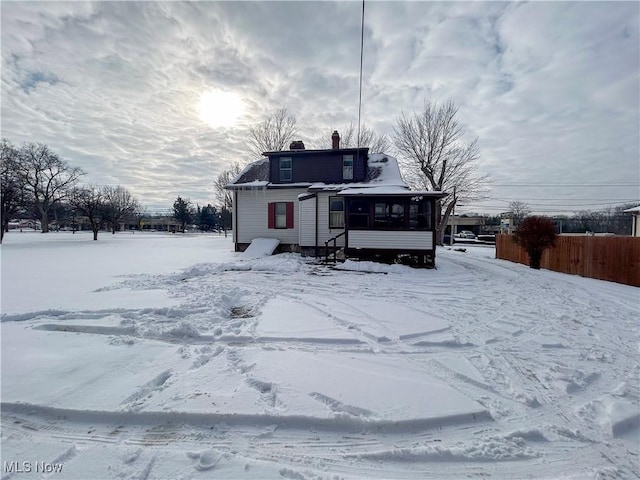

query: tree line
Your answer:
[1,139,229,242]
[171,196,229,234]
[1,140,140,242]
[494,200,634,235]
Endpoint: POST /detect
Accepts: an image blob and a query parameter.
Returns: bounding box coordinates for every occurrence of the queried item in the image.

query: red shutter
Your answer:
[286,202,294,229]
[268,202,275,229]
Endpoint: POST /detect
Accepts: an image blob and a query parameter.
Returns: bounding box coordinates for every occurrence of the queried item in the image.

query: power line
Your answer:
[482,199,638,207]
[485,197,637,201]
[488,183,639,187]
[459,205,634,213]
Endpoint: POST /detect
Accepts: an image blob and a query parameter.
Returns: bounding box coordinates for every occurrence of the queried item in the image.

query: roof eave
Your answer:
[338,190,448,198]
[262,147,369,157]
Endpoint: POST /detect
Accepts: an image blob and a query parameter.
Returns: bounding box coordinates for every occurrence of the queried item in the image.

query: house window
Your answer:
[374,202,404,228]
[279,157,292,182]
[275,202,287,228]
[348,199,370,229]
[329,197,344,229]
[268,202,294,229]
[409,199,431,230]
[343,155,354,180]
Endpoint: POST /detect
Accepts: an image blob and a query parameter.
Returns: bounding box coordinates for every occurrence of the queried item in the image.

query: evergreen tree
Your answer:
[197,204,218,231]
[173,196,193,232]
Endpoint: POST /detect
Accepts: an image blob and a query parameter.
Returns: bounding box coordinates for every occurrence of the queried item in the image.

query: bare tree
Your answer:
[392,99,488,244]
[1,140,25,242]
[213,162,243,210]
[103,185,140,234]
[213,162,244,236]
[14,143,84,233]
[70,186,108,241]
[508,201,532,227]
[571,204,635,235]
[248,107,298,158]
[135,206,149,231]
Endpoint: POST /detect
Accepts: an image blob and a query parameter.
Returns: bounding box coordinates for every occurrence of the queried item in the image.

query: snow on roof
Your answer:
[338,186,410,196]
[623,205,640,213]
[230,180,269,189]
[269,182,313,188]
[365,154,407,186]
[306,154,411,193]
[227,158,269,187]
[226,153,425,196]
[339,186,446,197]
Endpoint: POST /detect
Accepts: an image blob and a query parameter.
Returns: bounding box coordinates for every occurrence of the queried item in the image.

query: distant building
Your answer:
[623,206,640,237]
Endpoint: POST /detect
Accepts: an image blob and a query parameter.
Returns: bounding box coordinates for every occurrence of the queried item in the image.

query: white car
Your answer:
[455,230,476,239]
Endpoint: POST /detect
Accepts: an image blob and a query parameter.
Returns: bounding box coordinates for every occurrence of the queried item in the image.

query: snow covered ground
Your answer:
[1,231,638,479]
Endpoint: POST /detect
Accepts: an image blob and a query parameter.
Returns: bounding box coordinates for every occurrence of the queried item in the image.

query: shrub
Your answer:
[513,216,557,269]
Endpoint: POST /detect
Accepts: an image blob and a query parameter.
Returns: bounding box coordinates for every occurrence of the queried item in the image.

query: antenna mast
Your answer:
[357,0,365,148]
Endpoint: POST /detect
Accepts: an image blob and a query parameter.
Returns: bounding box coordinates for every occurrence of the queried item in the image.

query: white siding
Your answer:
[232,191,238,244]
[236,188,306,245]
[317,192,345,247]
[299,197,316,246]
[348,230,434,250]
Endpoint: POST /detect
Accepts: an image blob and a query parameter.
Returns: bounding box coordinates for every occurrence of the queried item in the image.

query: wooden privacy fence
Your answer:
[495,235,640,287]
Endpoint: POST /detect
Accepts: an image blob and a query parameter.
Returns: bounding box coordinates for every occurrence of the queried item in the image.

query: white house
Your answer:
[225,133,446,267]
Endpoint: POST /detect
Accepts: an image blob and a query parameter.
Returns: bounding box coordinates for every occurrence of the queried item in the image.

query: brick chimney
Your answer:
[331,130,340,150]
[289,140,305,150]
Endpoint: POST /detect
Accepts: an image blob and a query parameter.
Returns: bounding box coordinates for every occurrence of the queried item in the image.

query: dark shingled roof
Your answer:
[230,159,269,185]
[228,154,396,188]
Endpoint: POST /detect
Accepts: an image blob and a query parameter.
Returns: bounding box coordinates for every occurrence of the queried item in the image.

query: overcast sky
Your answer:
[2,1,638,215]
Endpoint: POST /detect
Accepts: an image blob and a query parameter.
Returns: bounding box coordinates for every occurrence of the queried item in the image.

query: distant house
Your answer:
[225,132,446,267]
[623,206,640,237]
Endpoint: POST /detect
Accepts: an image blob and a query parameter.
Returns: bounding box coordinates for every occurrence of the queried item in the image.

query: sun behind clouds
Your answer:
[198,90,245,128]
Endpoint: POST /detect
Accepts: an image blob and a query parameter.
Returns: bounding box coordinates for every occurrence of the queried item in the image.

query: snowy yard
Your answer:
[1,231,638,479]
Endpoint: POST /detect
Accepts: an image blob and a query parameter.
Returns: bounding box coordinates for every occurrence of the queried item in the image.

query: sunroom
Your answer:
[337,187,447,267]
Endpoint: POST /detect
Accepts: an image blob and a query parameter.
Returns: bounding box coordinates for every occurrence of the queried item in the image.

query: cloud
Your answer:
[1,1,638,214]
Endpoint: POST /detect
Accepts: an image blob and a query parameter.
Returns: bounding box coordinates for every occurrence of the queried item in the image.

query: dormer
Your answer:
[264,132,368,184]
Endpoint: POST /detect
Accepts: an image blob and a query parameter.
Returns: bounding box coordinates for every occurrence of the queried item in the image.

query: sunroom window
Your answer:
[348,199,369,229]
[409,199,431,230]
[374,202,404,228]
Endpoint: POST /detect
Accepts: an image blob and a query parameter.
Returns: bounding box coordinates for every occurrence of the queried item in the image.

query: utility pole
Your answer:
[223,196,228,238]
[449,185,457,246]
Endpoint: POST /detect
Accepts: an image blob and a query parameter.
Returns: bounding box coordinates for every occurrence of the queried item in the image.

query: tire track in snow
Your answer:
[434,252,640,459]
[0,402,492,435]
[4,248,638,479]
